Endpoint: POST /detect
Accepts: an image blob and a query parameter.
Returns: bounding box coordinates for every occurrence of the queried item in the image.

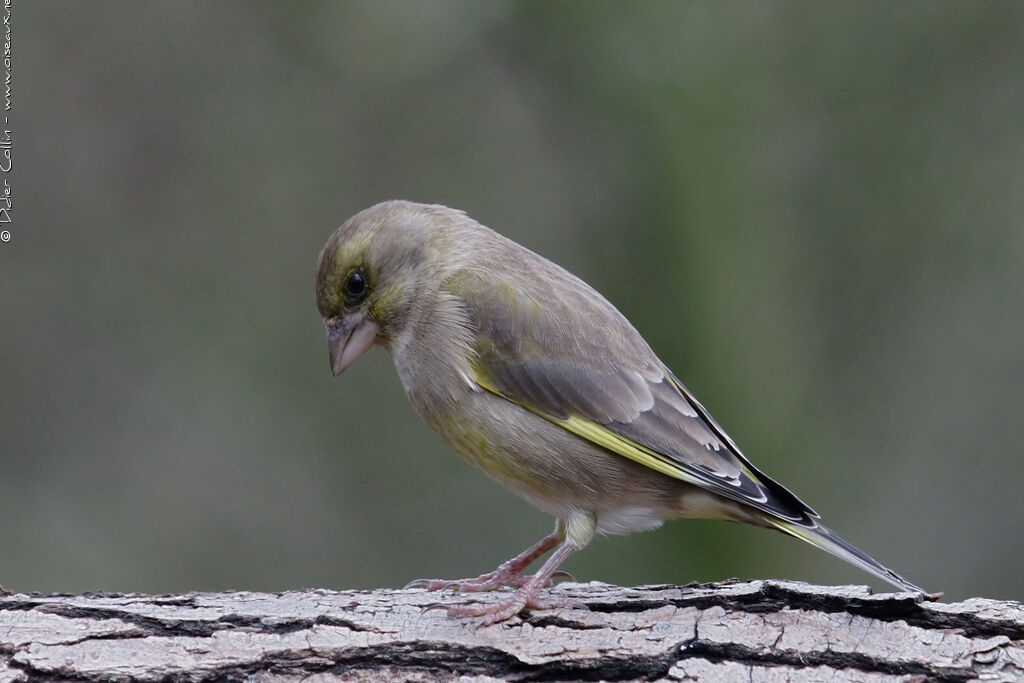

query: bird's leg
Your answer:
[405,531,564,592]
[438,511,596,623]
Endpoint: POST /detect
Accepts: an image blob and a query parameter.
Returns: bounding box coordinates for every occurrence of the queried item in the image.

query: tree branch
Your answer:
[1,580,1020,681]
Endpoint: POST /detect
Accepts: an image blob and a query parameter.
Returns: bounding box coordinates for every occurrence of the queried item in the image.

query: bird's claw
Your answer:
[549,570,574,584]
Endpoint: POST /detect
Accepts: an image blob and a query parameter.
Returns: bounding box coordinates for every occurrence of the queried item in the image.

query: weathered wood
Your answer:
[0,580,1020,681]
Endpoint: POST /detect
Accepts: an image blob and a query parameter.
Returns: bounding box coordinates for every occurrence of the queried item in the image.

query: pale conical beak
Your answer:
[327,318,379,376]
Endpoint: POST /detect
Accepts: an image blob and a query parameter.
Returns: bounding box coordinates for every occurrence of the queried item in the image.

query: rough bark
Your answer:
[0,580,1021,682]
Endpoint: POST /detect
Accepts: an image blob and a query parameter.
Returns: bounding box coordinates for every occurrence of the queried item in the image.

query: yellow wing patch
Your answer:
[559,415,710,488]
[472,370,710,490]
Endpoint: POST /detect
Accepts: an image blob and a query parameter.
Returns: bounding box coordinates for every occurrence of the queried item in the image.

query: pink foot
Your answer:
[405,569,571,593]
[412,532,584,623]
[405,532,567,594]
[433,586,585,624]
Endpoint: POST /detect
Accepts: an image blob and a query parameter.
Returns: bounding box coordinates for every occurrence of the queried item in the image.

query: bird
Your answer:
[315,200,923,623]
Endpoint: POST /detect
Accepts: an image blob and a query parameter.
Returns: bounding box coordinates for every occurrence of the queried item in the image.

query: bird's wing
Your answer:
[446,266,816,525]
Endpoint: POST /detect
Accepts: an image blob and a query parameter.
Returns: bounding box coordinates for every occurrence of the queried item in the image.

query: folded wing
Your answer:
[447,265,817,526]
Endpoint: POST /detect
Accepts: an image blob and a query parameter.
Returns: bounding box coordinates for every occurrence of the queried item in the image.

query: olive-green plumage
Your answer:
[316,200,922,622]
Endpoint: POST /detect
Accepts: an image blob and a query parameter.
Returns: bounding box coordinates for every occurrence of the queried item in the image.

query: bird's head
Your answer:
[315,200,457,376]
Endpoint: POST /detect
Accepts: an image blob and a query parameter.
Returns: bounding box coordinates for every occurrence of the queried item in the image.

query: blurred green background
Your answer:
[3,1,1022,602]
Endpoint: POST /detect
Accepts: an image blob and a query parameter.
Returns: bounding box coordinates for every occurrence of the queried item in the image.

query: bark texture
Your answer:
[0,580,1021,682]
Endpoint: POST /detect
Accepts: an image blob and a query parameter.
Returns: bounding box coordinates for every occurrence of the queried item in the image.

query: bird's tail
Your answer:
[764,517,924,593]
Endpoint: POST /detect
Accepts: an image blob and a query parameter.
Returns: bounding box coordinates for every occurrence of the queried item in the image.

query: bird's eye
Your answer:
[344,268,368,303]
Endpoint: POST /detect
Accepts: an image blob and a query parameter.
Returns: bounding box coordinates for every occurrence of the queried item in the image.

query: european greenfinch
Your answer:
[316,200,923,622]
